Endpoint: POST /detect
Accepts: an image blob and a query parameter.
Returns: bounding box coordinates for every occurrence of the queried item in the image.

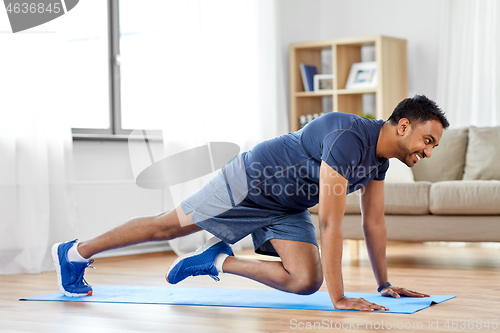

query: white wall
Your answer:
[320,0,444,100]
[275,0,445,127]
[275,0,322,135]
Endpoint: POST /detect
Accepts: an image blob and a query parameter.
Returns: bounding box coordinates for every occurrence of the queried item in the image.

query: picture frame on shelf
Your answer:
[313,74,334,92]
[345,61,378,90]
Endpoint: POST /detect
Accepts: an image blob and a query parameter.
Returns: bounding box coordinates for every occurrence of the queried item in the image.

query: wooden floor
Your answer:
[1,241,499,333]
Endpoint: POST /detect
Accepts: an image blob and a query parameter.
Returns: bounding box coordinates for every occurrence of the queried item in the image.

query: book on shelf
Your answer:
[299,63,318,92]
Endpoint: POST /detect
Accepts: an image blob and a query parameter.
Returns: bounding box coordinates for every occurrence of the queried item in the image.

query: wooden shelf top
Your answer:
[336,88,377,95]
[295,90,334,97]
[290,35,406,49]
[294,88,377,97]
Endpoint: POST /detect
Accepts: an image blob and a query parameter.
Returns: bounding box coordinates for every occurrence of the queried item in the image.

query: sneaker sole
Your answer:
[165,237,222,284]
[51,243,92,297]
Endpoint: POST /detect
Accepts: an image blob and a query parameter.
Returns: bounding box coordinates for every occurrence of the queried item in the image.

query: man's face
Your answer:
[396,119,444,167]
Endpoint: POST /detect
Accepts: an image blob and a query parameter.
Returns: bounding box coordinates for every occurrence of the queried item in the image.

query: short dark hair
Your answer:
[388,95,450,129]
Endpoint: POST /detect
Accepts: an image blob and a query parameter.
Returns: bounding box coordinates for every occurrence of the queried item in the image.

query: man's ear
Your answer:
[397,118,411,136]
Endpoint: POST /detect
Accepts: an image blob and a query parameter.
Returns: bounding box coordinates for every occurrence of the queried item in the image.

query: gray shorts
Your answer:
[180,155,318,257]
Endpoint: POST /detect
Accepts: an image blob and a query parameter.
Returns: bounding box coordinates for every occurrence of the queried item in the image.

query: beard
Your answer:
[395,138,416,167]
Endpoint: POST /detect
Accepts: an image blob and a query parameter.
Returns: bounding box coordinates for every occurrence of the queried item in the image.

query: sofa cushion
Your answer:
[308,182,431,216]
[385,158,415,183]
[412,127,468,182]
[307,192,361,215]
[429,180,500,215]
[384,182,431,215]
[345,192,361,214]
[463,126,500,180]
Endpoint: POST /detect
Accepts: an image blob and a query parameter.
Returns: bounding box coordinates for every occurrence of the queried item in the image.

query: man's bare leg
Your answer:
[222,239,324,295]
[77,206,202,259]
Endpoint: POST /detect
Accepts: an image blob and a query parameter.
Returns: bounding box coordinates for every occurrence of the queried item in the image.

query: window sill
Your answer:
[72,132,164,142]
[72,133,131,141]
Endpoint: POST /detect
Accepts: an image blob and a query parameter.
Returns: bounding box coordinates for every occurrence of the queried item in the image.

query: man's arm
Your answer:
[361,179,430,298]
[318,161,388,311]
[360,179,389,288]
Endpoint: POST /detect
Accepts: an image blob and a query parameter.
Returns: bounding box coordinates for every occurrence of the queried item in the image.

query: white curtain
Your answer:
[121,0,279,254]
[437,0,500,128]
[0,34,78,274]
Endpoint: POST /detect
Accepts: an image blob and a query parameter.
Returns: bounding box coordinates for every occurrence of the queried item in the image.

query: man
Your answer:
[52,95,449,311]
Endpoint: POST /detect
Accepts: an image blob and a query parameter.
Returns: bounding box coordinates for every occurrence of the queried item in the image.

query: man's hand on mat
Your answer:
[334,296,389,311]
[380,286,430,298]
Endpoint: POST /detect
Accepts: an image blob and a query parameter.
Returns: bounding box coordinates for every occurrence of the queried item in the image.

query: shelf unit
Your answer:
[290,35,407,131]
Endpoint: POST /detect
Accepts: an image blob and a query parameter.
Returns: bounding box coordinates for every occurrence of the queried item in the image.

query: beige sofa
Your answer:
[309,126,500,243]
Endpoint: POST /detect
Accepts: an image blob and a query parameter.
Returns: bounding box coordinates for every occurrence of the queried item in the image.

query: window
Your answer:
[68,0,273,144]
[69,0,198,138]
[63,0,111,134]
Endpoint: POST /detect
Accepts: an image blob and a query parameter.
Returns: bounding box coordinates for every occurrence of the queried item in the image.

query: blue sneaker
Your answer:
[166,237,234,284]
[51,240,94,297]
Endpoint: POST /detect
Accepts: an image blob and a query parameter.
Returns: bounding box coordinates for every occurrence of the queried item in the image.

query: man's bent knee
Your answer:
[292,274,323,295]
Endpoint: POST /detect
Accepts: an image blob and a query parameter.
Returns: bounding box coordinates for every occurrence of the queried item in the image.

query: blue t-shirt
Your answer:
[241,112,389,212]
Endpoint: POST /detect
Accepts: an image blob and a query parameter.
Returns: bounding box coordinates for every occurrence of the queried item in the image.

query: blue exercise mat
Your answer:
[21,286,455,314]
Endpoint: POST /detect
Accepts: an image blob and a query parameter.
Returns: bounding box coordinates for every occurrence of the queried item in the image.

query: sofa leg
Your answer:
[349,240,359,260]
